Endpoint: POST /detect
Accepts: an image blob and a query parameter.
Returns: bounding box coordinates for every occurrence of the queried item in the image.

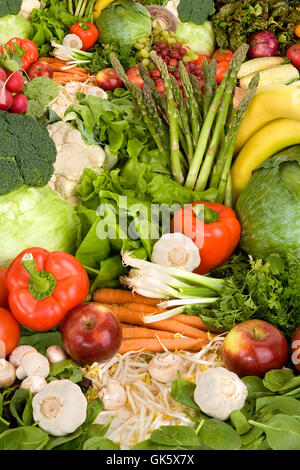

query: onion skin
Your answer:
[248,30,279,59]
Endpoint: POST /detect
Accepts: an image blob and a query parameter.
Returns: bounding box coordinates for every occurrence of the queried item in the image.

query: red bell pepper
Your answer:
[192,54,211,67]
[69,22,99,51]
[172,202,241,275]
[212,49,234,84]
[6,248,90,331]
[0,38,38,70]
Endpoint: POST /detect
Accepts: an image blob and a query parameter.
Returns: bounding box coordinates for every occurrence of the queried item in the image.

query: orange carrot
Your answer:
[106,305,212,341]
[49,63,88,74]
[173,314,224,333]
[39,57,59,63]
[122,303,166,314]
[119,337,207,354]
[121,325,175,339]
[52,73,88,82]
[93,289,162,307]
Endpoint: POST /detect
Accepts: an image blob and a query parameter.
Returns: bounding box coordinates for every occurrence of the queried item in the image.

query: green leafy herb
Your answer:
[18,330,64,355]
[49,359,83,383]
[9,389,33,428]
[249,414,300,450]
[151,425,201,448]
[178,0,215,25]
[83,43,137,75]
[0,426,49,450]
[171,373,200,410]
[83,437,120,450]
[197,418,241,450]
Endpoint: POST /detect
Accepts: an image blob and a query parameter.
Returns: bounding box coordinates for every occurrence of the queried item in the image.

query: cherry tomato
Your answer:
[0,308,20,357]
[0,267,8,309]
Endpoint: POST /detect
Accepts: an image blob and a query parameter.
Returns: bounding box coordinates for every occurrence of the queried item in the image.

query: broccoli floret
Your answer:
[0,0,22,17]
[0,111,57,195]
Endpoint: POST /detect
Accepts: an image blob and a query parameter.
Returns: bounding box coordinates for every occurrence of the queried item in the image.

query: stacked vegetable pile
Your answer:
[0,0,300,452]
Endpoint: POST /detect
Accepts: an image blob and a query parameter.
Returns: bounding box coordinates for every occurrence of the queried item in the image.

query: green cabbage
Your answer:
[236,146,300,261]
[0,185,79,267]
[96,0,152,48]
[0,14,32,45]
[176,20,215,56]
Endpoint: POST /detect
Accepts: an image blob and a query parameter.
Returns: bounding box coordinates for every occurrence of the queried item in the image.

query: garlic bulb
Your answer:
[151,233,200,271]
[194,367,248,421]
[99,380,126,410]
[148,352,182,383]
[32,380,87,436]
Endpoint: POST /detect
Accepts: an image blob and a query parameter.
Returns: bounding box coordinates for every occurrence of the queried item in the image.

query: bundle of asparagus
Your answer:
[110,44,259,206]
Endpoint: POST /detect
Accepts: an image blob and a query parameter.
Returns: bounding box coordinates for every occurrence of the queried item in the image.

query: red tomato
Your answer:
[0,308,20,357]
[192,54,211,66]
[212,49,234,84]
[0,267,9,309]
[126,67,144,89]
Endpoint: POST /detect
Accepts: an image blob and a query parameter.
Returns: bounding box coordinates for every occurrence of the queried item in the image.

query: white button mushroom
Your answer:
[21,376,47,395]
[9,345,37,368]
[0,359,16,388]
[194,367,248,421]
[148,352,182,383]
[32,379,87,436]
[151,233,200,272]
[46,345,68,364]
[16,352,50,380]
[98,380,126,410]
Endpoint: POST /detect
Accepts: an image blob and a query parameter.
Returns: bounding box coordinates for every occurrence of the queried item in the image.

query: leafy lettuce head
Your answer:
[0,14,32,45]
[176,20,215,56]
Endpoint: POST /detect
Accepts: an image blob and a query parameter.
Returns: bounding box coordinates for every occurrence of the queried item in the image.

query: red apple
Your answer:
[28,61,53,80]
[96,68,122,91]
[126,67,144,89]
[291,326,300,371]
[60,302,122,364]
[222,319,288,378]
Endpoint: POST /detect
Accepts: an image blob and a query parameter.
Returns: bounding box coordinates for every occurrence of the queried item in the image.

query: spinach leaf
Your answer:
[241,436,270,450]
[84,398,103,427]
[171,373,200,410]
[49,359,83,383]
[240,426,264,447]
[256,396,300,419]
[9,389,33,427]
[243,375,274,398]
[83,437,120,450]
[0,427,49,450]
[18,330,64,355]
[263,369,296,392]
[249,414,300,450]
[133,439,180,450]
[197,418,241,450]
[151,425,201,448]
[46,428,84,450]
[229,410,251,435]
[86,420,113,440]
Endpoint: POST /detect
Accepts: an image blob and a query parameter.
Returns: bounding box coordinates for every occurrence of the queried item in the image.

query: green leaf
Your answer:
[86,420,113,440]
[242,376,275,398]
[0,427,49,450]
[177,0,215,24]
[249,414,300,450]
[83,437,120,450]
[9,389,33,427]
[263,370,295,392]
[46,428,84,450]
[256,396,300,419]
[84,399,103,427]
[197,419,241,450]
[229,410,251,435]
[241,436,270,450]
[151,426,201,448]
[171,374,200,410]
[18,331,64,356]
[133,439,180,450]
[240,426,264,447]
[49,359,83,383]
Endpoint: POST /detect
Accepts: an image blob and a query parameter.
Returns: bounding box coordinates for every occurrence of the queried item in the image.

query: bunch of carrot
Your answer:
[40,57,89,82]
[93,289,222,354]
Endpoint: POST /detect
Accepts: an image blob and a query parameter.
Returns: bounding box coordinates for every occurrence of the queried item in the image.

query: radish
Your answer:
[6,72,24,93]
[10,93,28,114]
[0,68,6,82]
[0,83,13,111]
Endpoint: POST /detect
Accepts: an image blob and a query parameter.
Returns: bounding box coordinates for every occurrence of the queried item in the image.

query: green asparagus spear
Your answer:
[224,174,233,208]
[150,52,184,185]
[202,58,217,118]
[178,62,200,146]
[184,44,249,190]
[189,73,204,116]
[215,73,259,203]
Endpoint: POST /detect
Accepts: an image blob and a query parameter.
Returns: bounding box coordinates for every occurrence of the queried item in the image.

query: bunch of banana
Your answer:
[232,85,300,202]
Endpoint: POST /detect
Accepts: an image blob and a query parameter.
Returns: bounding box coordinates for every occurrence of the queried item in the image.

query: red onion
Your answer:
[248,30,279,59]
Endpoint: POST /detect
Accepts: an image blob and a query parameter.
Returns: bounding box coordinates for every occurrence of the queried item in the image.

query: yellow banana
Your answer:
[232,118,300,203]
[235,85,300,154]
[93,0,115,19]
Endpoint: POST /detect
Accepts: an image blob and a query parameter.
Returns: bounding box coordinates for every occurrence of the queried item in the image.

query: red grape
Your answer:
[179,48,187,57]
[161,49,169,57]
[174,70,180,79]
[149,69,161,79]
[171,50,180,60]
[175,43,182,49]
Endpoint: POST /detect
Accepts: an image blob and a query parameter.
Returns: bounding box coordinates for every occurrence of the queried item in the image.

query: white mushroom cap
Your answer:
[16,352,50,380]
[9,345,36,368]
[0,359,16,388]
[21,376,47,394]
[99,380,127,411]
[148,352,182,383]
[46,345,68,364]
